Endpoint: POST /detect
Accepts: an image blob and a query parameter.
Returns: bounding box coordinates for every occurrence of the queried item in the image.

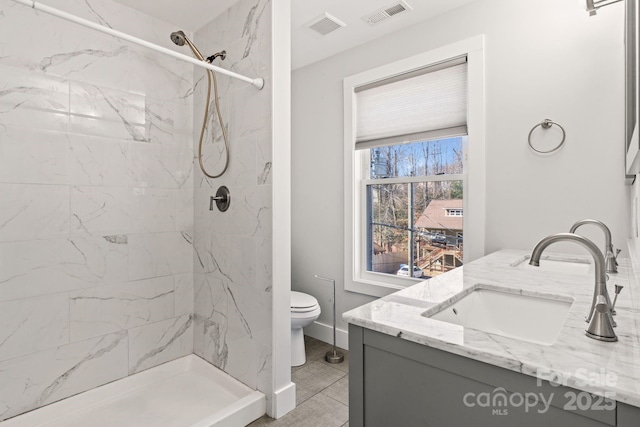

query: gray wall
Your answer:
[292,0,627,335]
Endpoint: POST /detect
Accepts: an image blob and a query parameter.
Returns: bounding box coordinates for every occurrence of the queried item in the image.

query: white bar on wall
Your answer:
[12,0,265,90]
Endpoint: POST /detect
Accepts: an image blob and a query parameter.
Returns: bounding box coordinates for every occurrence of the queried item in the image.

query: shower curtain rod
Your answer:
[12,0,265,90]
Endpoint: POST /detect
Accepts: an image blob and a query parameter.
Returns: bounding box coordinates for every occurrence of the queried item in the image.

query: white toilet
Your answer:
[290,291,321,367]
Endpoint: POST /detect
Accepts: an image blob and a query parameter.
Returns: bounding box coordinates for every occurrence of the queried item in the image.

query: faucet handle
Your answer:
[606,249,619,274]
[585,295,618,342]
[611,285,624,315]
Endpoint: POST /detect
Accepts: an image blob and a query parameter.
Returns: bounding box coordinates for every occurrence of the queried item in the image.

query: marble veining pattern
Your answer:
[0,293,69,362]
[127,232,193,280]
[174,273,195,317]
[36,46,128,73]
[0,183,70,242]
[69,276,175,341]
[0,331,128,420]
[0,0,277,420]
[0,236,128,302]
[344,249,640,407]
[192,0,273,402]
[0,0,196,420]
[128,314,194,374]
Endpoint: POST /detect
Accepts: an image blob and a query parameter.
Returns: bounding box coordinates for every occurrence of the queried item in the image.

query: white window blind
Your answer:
[355,56,468,150]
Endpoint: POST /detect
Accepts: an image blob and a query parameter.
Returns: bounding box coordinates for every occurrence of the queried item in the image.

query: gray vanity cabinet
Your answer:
[349,324,629,427]
[618,403,640,427]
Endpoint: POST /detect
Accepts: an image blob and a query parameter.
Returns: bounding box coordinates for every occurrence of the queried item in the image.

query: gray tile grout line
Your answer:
[249,337,349,425]
[319,371,348,407]
[299,387,348,408]
[292,338,349,416]
[296,369,347,406]
[291,392,349,427]
[321,392,349,407]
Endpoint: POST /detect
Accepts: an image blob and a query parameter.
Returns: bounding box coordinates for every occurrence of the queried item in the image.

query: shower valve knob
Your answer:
[209,186,230,212]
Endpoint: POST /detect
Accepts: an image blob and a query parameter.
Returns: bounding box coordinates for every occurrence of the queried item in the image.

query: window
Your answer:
[366,138,464,280]
[344,36,486,297]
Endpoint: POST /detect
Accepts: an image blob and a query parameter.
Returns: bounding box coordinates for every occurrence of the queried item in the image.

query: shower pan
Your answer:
[0,356,265,427]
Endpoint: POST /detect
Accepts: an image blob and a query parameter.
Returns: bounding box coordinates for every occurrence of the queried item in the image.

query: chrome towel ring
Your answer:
[528,119,566,154]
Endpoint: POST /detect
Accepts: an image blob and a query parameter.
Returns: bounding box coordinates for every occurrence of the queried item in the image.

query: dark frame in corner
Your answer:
[626,0,640,178]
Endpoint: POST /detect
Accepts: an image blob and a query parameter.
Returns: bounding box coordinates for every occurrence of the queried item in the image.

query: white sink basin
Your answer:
[424,285,573,345]
[511,255,592,275]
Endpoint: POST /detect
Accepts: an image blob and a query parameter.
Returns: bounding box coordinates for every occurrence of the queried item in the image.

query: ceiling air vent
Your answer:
[364,1,412,25]
[307,13,346,36]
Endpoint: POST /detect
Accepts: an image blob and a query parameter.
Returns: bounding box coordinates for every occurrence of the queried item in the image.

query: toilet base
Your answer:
[291,327,306,367]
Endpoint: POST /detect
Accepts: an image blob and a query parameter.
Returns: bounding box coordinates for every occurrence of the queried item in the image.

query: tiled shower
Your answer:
[0,0,277,421]
[192,0,274,396]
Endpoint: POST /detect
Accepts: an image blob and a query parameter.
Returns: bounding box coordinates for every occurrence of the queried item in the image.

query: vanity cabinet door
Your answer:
[349,325,616,427]
[618,402,640,427]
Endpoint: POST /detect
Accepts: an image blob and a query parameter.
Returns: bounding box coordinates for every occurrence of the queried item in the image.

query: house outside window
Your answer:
[367,138,464,279]
[343,36,486,297]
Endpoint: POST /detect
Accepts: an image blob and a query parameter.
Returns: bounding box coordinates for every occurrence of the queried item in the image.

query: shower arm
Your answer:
[584,0,623,15]
[13,0,264,90]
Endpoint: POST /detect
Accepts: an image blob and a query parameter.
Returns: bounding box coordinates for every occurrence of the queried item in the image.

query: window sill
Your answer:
[345,271,426,298]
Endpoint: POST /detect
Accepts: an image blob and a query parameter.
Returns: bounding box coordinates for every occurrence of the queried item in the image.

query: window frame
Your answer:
[362,163,464,286]
[343,36,486,297]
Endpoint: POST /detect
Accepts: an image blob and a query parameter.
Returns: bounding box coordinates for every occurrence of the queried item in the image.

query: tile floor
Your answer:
[249,336,349,427]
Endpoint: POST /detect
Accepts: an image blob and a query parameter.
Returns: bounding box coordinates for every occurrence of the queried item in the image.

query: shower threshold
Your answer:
[0,355,266,427]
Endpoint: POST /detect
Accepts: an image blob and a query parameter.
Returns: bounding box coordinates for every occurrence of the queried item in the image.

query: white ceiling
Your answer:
[111,0,240,34]
[290,0,476,69]
[112,0,477,69]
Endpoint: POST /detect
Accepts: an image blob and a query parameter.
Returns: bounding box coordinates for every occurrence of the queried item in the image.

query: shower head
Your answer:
[170,30,226,64]
[170,31,187,46]
[170,30,205,61]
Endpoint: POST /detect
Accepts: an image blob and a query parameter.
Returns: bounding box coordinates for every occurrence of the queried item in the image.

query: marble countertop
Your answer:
[343,247,640,407]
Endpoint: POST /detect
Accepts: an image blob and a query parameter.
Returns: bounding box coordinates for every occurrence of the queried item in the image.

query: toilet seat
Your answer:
[291,291,319,313]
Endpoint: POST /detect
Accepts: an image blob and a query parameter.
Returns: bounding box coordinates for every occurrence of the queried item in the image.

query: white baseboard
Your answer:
[270,381,296,419]
[303,321,349,350]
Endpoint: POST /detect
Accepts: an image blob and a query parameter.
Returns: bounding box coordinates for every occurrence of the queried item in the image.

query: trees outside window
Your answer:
[366,137,464,278]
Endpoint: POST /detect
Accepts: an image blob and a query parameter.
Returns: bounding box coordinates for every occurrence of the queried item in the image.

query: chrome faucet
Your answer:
[569,219,619,274]
[529,232,617,342]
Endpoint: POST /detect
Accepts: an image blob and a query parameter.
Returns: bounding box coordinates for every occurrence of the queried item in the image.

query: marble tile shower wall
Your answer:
[192,0,274,400]
[0,0,195,420]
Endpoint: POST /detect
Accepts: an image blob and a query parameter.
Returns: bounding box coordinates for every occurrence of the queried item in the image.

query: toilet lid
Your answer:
[291,291,319,310]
